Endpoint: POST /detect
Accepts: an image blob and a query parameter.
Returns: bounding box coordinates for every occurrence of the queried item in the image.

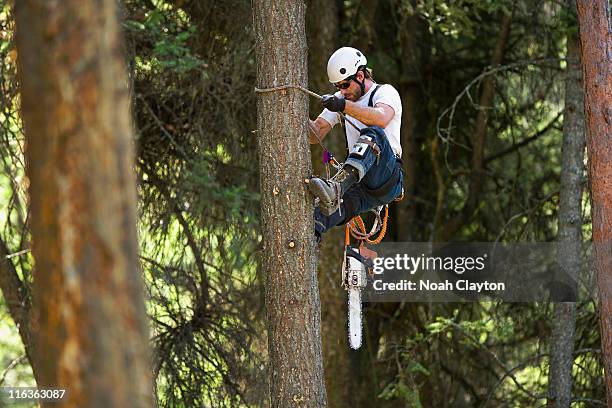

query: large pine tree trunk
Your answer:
[575,0,612,402]
[547,2,585,405]
[14,1,153,406]
[253,1,327,406]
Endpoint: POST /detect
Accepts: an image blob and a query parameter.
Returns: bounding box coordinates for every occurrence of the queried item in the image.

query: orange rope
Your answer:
[347,205,389,245]
[345,222,350,246]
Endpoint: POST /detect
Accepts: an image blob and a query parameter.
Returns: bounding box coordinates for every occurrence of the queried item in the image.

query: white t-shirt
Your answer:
[318,83,403,157]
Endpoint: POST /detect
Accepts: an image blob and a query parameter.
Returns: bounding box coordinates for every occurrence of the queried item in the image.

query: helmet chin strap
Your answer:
[351,69,366,97]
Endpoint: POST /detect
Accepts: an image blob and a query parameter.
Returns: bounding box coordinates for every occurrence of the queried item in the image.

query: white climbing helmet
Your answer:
[326,47,368,83]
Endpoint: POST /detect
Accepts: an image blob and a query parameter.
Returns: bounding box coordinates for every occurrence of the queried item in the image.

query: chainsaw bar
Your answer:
[348,287,362,349]
[344,251,368,350]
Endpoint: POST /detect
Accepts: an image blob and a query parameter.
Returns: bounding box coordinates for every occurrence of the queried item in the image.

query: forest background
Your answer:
[0,0,607,406]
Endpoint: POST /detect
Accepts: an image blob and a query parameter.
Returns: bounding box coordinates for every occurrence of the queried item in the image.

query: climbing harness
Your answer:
[255,82,403,350]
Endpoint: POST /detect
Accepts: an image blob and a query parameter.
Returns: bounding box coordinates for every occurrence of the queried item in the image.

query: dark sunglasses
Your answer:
[334,80,352,90]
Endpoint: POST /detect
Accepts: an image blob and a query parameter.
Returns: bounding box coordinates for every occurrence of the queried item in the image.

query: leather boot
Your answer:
[307,165,359,216]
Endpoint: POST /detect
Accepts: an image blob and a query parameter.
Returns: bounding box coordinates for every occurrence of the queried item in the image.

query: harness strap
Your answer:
[368,84,381,107]
[340,84,382,155]
[355,137,381,163]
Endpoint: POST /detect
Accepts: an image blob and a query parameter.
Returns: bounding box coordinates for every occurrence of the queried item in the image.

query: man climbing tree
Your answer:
[14,0,153,406]
[253,0,327,406]
[575,0,612,403]
[307,47,404,242]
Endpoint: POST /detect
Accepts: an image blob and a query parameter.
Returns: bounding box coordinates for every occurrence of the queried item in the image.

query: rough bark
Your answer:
[253,0,327,406]
[14,1,153,406]
[548,4,585,405]
[436,11,513,241]
[575,0,612,403]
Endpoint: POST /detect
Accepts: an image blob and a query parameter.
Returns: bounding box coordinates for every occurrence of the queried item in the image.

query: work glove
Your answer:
[322,94,346,112]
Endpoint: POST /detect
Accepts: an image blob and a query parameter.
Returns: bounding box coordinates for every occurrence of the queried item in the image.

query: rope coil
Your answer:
[347,206,389,245]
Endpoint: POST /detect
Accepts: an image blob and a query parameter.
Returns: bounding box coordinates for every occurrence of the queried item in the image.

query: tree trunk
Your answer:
[253,1,327,406]
[575,0,612,403]
[396,0,430,242]
[548,2,584,405]
[306,0,338,107]
[14,1,153,406]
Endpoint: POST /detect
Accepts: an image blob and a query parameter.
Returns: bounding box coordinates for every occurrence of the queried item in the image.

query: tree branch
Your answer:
[0,237,38,383]
[485,111,562,164]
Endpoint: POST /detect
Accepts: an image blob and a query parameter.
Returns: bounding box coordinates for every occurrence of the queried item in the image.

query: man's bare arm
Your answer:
[308,117,332,144]
[343,102,395,128]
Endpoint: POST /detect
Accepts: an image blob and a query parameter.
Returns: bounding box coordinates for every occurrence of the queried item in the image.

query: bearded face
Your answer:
[336,71,366,102]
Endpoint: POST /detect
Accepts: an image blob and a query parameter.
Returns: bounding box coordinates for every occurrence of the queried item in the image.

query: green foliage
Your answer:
[186,156,259,221]
[416,0,514,39]
[379,377,424,407]
[124,0,263,405]
[126,7,204,74]
[0,303,35,390]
